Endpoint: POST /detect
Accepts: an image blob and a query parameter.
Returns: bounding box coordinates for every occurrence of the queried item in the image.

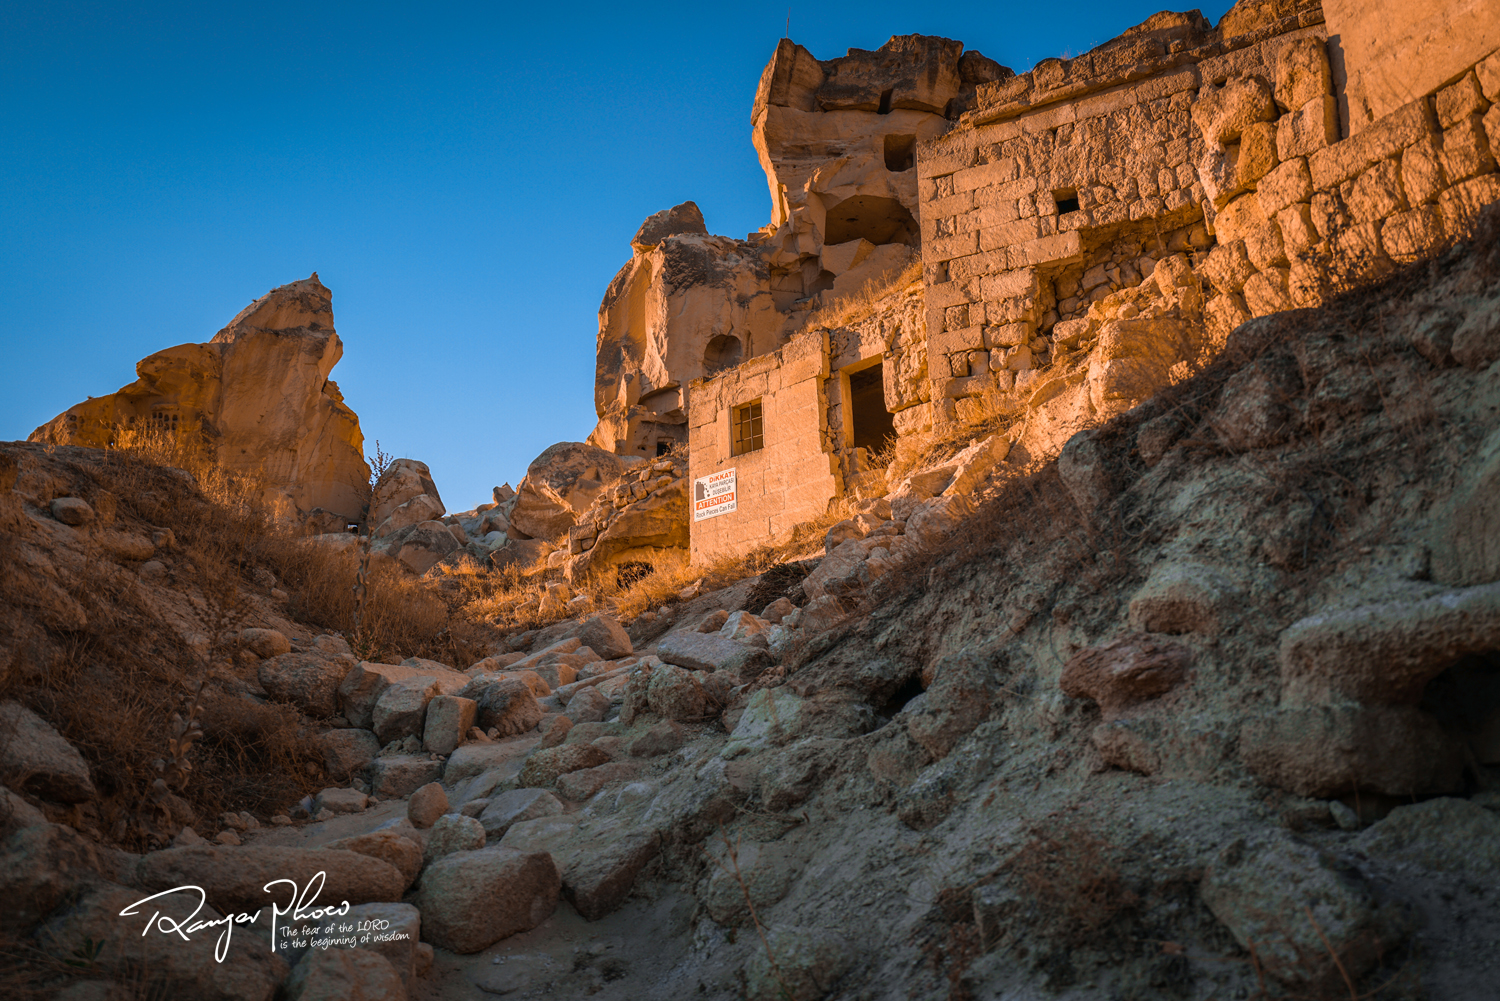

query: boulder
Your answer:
[720,610,772,647]
[1278,581,1500,705]
[564,686,612,724]
[1060,634,1193,720]
[657,631,774,681]
[339,661,467,730]
[370,458,444,530]
[510,442,631,544]
[576,614,633,659]
[259,652,354,718]
[537,714,573,748]
[392,520,461,575]
[0,701,95,802]
[632,201,708,250]
[443,744,531,787]
[313,787,368,815]
[416,847,560,953]
[517,744,611,788]
[373,494,444,541]
[478,788,566,839]
[50,496,95,526]
[647,664,709,721]
[565,831,661,921]
[555,762,639,801]
[320,729,380,783]
[422,694,477,755]
[283,948,407,1001]
[131,846,405,912]
[460,677,545,736]
[367,755,445,799]
[424,814,487,867]
[1200,831,1404,992]
[372,675,440,744]
[321,830,423,891]
[407,782,448,829]
[239,627,291,659]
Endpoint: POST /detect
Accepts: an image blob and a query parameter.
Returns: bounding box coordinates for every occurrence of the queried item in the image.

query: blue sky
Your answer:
[0,1,1232,511]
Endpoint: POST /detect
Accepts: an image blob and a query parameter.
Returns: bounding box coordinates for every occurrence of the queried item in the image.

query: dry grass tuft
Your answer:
[1006,819,1138,943]
[803,259,924,330]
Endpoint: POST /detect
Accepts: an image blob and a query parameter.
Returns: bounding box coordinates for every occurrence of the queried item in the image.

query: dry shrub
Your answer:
[273,542,453,663]
[803,259,923,330]
[1006,819,1137,942]
[0,427,470,845]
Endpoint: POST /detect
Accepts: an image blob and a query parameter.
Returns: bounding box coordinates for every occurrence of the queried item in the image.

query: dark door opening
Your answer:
[848,363,896,454]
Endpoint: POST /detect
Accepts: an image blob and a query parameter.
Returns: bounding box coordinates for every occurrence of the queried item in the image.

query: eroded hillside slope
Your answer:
[2,213,1499,1000]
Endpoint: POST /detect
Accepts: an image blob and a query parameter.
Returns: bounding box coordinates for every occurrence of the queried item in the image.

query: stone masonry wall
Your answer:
[687,330,839,563]
[915,7,1500,429]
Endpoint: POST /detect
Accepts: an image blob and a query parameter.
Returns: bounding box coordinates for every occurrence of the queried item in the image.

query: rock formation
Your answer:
[6,3,1500,1000]
[30,274,370,522]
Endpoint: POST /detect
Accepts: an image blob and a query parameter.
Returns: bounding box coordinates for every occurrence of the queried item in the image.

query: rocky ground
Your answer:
[3,219,1500,1000]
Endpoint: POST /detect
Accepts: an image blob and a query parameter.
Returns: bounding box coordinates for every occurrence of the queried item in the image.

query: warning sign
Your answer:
[693,468,737,522]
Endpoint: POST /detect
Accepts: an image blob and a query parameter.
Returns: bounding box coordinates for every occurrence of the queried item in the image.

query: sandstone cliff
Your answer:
[29,274,371,522]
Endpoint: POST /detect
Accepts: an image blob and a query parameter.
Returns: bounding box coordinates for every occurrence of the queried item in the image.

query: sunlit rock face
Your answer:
[30,274,371,521]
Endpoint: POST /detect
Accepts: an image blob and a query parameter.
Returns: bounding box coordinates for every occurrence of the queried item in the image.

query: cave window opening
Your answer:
[1054,188,1081,215]
[823,195,920,247]
[884,133,916,172]
[732,399,764,456]
[703,334,743,376]
[877,88,894,115]
[847,362,896,455]
[655,440,672,457]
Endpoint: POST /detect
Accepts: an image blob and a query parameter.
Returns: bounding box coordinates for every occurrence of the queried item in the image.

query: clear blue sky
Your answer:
[1,1,1232,511]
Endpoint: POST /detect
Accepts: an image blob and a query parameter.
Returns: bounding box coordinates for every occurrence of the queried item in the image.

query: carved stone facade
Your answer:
[595,0,1500,562]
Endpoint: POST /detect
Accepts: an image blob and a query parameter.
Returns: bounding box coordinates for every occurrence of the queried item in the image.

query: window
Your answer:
[655,440,672,457]
[1053,188,1081,215]
[732,400,764,456]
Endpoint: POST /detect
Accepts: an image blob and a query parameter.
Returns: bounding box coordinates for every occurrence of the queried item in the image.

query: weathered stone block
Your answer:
[1439,114,1496,185]
[1277,94,1338,161]
[1257,156,1313,216]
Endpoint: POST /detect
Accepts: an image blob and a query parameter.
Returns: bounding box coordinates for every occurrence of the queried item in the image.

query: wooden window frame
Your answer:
[731,399,764,456]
